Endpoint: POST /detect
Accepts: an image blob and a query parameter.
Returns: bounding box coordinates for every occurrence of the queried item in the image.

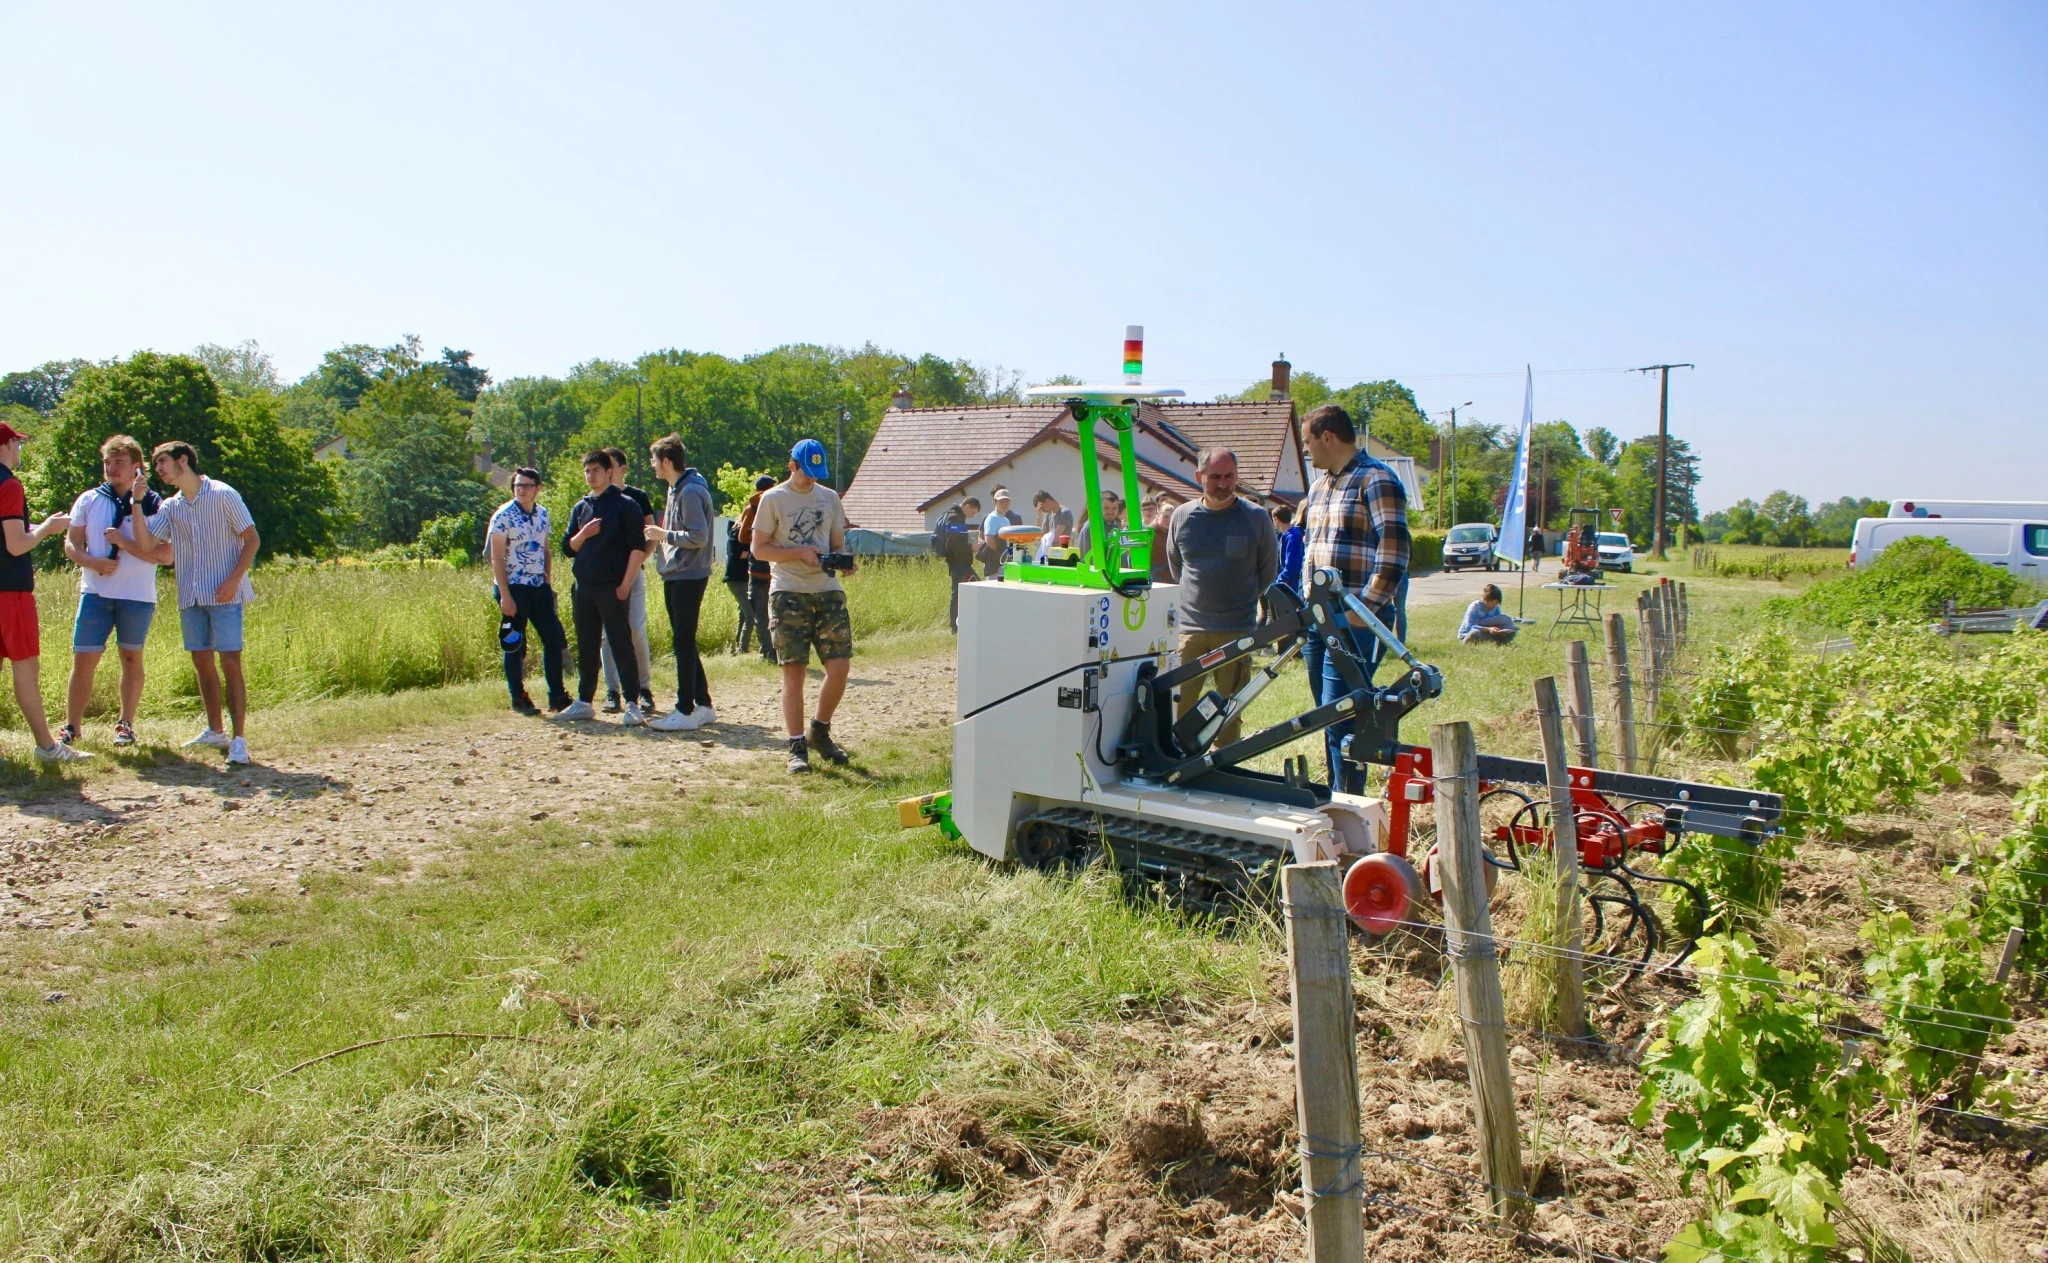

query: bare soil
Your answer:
[1,655,955,940]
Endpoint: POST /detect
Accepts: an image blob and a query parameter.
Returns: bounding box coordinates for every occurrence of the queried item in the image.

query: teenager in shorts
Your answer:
[60,433,166,747]
[752,439,855,773]
[132,441,260,765]
[0,422,91,764]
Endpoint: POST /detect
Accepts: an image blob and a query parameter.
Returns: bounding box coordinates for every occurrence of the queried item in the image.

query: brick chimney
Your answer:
[890,385,913,410]
[1268,354,1290,401]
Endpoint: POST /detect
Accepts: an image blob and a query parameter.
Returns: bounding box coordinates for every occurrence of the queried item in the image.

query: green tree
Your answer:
[474,377,585,473]
[300,336,423,411]
[344,428,495,548]
[0,359,92,415]
[215,390,342,557]
[32,352,229,515]
[1614,434,1701,545]
[191,341,281,397]
[1809,496,1887,548]
[1758,490,1813,547]
[436,348,490,404]
[1584,426,1620,468]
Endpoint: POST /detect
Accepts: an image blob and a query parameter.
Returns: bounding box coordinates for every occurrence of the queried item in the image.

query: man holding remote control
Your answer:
[751,438,856,774]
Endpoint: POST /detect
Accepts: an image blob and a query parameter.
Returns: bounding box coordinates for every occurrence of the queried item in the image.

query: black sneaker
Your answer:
[603,692,624,714]
[786,736,811,774]
[639,691,657,714]
[512,696,541,716]
[807,720,850,765]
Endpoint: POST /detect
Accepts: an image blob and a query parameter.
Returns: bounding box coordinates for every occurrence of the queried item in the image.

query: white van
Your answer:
[1889,499,2048,520]
[1850,516,2048,578]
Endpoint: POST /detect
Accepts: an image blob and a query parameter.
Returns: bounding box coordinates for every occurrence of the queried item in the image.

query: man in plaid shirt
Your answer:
[1298,403,1410,791]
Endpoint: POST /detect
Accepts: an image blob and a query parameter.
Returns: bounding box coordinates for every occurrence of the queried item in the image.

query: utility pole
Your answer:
[1633,363,1693,559]
[835,405,850,488]
[633,376,647,484]
[1438,401,1472,527]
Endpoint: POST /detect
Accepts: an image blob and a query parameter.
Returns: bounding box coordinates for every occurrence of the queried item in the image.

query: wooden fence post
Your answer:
[1431,721,1528,1220]
[1644,605,1667,770]
[1283,862,1366,1263]
[1562,640,1598,768]
[1995,927,2025,985]
[1532,679,1588,1040]
[1665,581,1681,651]
[1677,581,1690,642]
[1605,613,1639,774]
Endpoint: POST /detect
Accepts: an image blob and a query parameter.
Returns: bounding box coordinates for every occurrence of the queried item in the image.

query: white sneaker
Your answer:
[689,704,717,727]
[36,742,92,764]
[648,707,699,732]
[555,700,595,721]
[621,705,645,727]
[184,728,230,749]
[227,737,250,765]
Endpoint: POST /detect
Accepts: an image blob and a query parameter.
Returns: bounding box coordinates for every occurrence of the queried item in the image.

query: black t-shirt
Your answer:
[621,484,655,517]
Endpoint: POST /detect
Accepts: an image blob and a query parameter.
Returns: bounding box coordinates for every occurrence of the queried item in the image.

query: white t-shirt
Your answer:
[754,480,847,594]
[69,487,160,604]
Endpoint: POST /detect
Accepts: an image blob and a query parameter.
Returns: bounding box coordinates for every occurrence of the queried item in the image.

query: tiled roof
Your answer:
[1139,400,1301,498]
[842,405,1064,531]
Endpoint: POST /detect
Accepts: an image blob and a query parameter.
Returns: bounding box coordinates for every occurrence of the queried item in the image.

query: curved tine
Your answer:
[1481,788,1531,872]
[1603,868,1657,974]
[1503,797,1547,872]
[1616,857,1707,966]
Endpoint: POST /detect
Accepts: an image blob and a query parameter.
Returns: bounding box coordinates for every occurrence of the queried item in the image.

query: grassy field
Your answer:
[2,559,953,736]
[1,568,1817,1258]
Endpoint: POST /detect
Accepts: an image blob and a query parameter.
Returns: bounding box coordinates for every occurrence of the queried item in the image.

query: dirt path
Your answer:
[1,653,956,941]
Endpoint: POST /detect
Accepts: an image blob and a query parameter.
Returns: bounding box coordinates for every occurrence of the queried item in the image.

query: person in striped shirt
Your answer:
[133,441,260,765]
[1297,404,1410,793]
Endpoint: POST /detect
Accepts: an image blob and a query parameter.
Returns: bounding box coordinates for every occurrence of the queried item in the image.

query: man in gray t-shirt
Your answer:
[1166,448,1278,749]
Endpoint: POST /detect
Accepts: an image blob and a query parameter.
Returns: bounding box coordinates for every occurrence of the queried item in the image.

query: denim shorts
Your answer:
[179,602,245,652]
[74,593,157,651]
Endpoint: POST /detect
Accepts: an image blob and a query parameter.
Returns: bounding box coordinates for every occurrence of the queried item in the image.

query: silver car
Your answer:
[1444,523,1500,570]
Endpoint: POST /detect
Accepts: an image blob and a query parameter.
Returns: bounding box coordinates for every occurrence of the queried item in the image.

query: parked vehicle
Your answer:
[1888,499,2048,519]
[1596,532,1635,572]
[1850,516,2048,577]
[1443,523,1500,570]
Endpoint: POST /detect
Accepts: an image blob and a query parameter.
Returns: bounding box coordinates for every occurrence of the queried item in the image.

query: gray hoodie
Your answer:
[654,468,717,580]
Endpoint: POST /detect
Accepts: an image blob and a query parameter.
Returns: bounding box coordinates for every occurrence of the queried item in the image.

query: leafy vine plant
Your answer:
[1635,934,1879,1263]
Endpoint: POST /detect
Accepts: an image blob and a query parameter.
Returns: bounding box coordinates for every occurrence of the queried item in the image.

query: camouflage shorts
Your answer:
[769,589,854,665]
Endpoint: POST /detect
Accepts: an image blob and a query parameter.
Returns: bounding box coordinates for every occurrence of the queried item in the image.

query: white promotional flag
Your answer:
[1496,365,1534,565]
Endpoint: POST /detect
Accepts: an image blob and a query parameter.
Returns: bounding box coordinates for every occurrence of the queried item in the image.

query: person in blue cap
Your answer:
[750,438,857,773]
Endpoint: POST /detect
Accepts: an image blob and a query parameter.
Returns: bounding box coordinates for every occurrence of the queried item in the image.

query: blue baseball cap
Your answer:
[791,438,830,481]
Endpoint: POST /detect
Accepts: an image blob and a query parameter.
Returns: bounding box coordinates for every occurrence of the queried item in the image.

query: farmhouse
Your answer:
[843,392,1419,532]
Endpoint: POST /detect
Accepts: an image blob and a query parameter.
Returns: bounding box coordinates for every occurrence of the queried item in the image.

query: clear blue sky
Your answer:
[4,1,2042,509]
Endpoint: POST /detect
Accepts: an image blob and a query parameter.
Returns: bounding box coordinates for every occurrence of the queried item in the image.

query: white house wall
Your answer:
[924,440,1178,531]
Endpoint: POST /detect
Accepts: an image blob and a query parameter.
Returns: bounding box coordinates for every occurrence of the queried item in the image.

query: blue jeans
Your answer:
[179,603,245,652]
[1300,615,1385,793]
[74,593,155,651]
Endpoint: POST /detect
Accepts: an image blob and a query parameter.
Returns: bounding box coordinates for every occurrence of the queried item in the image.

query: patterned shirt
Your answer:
[488,499,552,587]
[1301,449,1409,610]
[146,477,256,609]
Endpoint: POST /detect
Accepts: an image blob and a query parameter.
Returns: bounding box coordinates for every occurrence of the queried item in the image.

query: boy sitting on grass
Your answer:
[1458,583,1519,644]
[0,421,91,764]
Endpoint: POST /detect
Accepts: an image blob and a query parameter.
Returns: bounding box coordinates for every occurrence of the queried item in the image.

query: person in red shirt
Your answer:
[0,422,93,764]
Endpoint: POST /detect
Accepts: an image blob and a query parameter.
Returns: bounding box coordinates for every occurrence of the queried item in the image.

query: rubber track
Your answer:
[1020,805,1287,919]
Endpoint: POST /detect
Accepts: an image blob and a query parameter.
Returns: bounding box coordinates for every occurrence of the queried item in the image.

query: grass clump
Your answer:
[1773,536,2023,628]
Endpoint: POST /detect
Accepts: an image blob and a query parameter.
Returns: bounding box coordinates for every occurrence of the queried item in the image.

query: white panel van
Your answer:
[1850,517,2048,579]
[1888,499,2048,520]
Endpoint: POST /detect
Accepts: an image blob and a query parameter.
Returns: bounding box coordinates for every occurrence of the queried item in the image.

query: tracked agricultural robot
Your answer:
[901,333,1780,967]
